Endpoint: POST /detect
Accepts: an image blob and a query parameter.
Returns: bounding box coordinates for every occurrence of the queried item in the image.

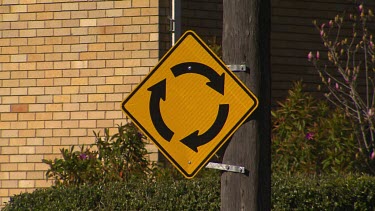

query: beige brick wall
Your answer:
[0,0,160,206]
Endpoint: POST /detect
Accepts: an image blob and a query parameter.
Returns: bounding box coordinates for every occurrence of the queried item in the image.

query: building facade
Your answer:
[0,0,226,205]
[0,0,369,206]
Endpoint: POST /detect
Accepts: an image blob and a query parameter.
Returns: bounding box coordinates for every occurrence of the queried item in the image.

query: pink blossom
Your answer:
[328,77,331,84]
[305,132,314,140]
[329,20,333,27]
[308,52,313,61]
[316,51,320,60]
[320,22,326,36]
[371,151,375,160]
[335,83,339,89]
[79,153,88,160]
[370,41,374,49]
[359,4,363,12]
[368,108,374,117]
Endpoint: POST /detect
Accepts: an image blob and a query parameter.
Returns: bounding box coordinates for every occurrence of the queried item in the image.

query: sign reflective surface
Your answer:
[122,31,258,178]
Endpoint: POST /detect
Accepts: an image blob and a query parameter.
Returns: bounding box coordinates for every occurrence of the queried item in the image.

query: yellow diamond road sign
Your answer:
[121,31,258,178]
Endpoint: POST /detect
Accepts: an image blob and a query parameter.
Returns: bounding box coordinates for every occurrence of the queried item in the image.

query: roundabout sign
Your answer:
[121,31,258,178]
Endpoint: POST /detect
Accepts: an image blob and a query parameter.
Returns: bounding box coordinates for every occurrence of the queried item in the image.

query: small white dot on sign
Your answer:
[188,161,192,164]
[188,66,192,70]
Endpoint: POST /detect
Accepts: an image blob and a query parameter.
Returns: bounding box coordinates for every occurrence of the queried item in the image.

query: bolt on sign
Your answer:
[121,31,258,178]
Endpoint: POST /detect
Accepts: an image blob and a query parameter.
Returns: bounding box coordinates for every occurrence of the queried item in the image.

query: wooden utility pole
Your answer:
[221,0,271,210]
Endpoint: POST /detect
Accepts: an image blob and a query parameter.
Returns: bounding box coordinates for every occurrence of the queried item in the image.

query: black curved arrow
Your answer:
[147,79,174,142]
[171,62,225,95]
[180,104,229,152]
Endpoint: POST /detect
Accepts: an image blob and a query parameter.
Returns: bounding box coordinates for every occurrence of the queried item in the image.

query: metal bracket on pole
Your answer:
[205,162,246,174]
[168,16,175,33]
[227,64,247,72]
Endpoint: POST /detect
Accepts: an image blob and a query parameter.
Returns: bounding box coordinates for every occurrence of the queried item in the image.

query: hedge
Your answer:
[272,174,375,210]
[4,174,375,210]
[3,175,220,211]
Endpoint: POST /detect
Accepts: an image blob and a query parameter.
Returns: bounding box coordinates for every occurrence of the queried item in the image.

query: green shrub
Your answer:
[94,123,151,181]
[42,123,152,186]
[6,173,375,210]
[207,36,222,58]
[272,174,375,210]
[272,81,365,174]
[309,5,375,169]
[3,171,220,211]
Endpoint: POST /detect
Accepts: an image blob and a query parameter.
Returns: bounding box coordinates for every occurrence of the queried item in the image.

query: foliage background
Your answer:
[272,81,366,175]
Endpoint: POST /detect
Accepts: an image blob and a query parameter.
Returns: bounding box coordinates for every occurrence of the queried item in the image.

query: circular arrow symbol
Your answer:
[147,79,174,142]
[148,62,229,152]
[171,62,225,95]
[180,104,229,152]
